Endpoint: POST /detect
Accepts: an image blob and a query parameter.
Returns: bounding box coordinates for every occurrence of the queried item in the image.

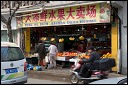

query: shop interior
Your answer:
[29,23,111,56]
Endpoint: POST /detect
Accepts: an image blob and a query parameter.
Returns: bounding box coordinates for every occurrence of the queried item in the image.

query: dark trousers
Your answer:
[78,63,91,77]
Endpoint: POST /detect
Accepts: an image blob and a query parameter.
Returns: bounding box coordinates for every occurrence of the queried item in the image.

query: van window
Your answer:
[1,47,24,62]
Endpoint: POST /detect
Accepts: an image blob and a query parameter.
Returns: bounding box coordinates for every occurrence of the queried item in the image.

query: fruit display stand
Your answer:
[56,52,78,67]
[56,56,71,68]
[56,52,90,67]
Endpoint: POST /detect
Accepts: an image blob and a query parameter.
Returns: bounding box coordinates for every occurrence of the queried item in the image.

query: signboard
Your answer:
[17,3,110,28]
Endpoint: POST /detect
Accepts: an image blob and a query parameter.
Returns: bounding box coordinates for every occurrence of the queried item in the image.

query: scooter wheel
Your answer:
[97,75,108,79]
[82,80,88,84]
[70,73,79,84]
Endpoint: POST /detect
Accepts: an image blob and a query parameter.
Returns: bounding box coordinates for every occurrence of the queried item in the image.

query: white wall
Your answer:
[123,1,127,27]
[121,26,127,75]
[121,1,127,75]
[118,1,127,75]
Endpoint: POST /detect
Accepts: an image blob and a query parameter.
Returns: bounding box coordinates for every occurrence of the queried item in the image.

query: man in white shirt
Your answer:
[48,42,58,68]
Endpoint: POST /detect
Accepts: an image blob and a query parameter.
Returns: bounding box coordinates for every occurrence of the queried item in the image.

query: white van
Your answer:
[1,42,28,84]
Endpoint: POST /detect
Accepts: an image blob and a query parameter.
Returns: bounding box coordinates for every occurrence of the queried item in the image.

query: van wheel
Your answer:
[70,73,79,84]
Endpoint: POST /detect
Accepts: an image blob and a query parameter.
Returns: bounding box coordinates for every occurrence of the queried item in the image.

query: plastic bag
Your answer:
[45,54,49,63]
[33,66,44,71]
[27,64,34,70]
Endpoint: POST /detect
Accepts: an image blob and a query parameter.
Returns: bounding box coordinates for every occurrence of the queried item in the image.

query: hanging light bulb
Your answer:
[41,37,47,41]
[79,36,85,40]
[51,38,55,41]
[69,37,75,41]
[59,38,64,43]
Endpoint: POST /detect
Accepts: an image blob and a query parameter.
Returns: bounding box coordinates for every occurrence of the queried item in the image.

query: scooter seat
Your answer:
[90,70,99,71]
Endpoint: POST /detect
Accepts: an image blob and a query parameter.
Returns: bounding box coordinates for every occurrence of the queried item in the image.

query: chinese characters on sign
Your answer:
[76,6,85,19]
[17,3,110,28]
[66,7,75,19]
[86,5,96,18]
[49,9,56,21]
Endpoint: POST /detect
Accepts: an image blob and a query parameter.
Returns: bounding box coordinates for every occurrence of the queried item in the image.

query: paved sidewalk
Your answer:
[28,68,71,82]
[28,68,126,83]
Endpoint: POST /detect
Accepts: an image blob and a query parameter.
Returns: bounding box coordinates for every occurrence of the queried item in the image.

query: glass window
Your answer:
[1,31,8,42]
[1,47,24,62]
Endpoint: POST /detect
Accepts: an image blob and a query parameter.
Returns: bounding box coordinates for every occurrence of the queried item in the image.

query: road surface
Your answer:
[26,78,70,84]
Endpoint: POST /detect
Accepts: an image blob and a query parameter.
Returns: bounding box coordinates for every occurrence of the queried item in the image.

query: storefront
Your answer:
[16,2,118,71]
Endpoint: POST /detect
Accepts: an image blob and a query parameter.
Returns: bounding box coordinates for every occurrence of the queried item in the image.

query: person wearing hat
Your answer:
[48,41,58,69]
[78,46,100,77]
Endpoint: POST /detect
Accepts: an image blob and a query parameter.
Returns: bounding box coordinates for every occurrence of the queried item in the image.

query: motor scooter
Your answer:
[70,59,110,84]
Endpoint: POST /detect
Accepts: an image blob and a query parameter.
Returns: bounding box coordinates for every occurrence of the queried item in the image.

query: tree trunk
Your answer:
[7,21,13,42]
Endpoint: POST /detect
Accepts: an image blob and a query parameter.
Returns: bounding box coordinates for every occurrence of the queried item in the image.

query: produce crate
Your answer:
[26,57,38,65]
[26,57,32,64]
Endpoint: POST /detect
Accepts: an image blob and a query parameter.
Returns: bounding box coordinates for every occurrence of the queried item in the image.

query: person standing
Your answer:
[48,41,58,68]
[35,40,46,66]
[78,41,86,53]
